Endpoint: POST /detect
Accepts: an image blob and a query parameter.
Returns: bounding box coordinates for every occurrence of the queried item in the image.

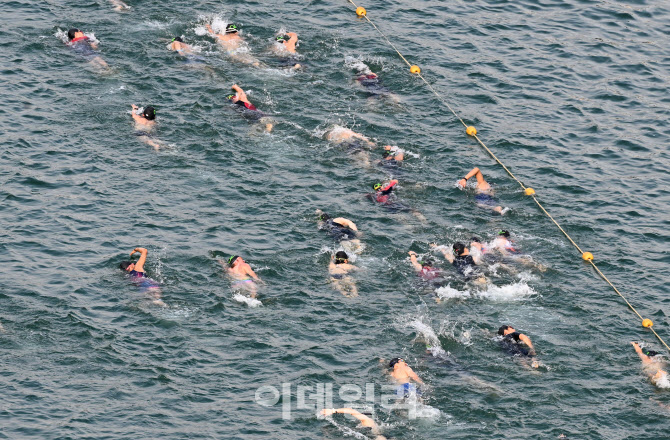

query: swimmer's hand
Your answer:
[321,409,336,417]
[531,359,540,369]
[408,251,417,256]
[457,178,467,189]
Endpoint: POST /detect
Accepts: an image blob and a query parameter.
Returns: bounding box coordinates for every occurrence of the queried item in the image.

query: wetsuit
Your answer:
[234,100,265,121]
[418,266,441,281]
[70,36,97,58]
[326,220,357,241]
[356,74,390,96]
[501,331,532,356]
[452,254,476,276]
[375,181,397,204]
[475,192,498,208]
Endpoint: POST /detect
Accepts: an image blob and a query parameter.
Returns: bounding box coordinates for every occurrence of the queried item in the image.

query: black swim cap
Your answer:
[225,24,239,34]
[423,259,434,267]
[228,255,240,267]
[334,251,348,264]
[143,106,156,120]
[453,242,465,256]
[67,28,80,41]
[120,261,132,271]
[471,237,481,243]
[498,325,510,336]
[389,357,403,368]
[644,349,659,357]
[276,34,288,42]
[172,36,184,43]
[498,230,510,238]
[319,213,331,221]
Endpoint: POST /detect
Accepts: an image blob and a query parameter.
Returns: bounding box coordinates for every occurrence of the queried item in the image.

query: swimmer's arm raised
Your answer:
[231,84,249,103]
[285,32,298,52]
[206,24,224,41]
[407,367,424,384]
[130,105,142,123]
[408,251,422,272]
[130,247,148,272]
[631,341,652,364]
[246,265,260,281]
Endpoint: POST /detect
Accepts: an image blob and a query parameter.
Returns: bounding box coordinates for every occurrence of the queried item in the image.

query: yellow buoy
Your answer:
[582,252,594,261]
[410,65,421,74]
[524,188,535,196]
[643,319,653,328]
[466,126,477,136]
[356,6,366,16]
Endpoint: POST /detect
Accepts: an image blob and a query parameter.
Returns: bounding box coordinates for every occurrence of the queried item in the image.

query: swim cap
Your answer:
[644,349,659,357]
[171,36,184,43]
[143,106,156,120]
[276,34,289,42]
[334,251,348,264]
[67,28,80,41]
[388,357,403,368]
[471,237,481,243]
[498,325,510,336]
[453,242,465,256]
[225,24,239,34]
[373,183,382,191]
[226,94,235,100]
[422,259,434,267]
[119,261,133,271]
[319,213,331,221]
[498,230,510,238]
[228,255,240,267]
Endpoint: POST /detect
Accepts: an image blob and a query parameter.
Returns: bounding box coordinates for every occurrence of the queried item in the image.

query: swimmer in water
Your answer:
[457,167,508,215]
[315,209,362,254]
[371,180,398,206]
[325,126,375,167]
[273,32,301,70]
[130,104,161,150]
[227,84,273,133]
[432,242,486,284]
[388,357,424,398]
[168,36,193,55]
[353,65,399,102]
[320,408,387,440]
[379,145,404,168]
[329,251,358,297]
[498,325,540,368]
[66,28,109,70]
[471,231,547,272]
[119,247,165,306]
[205,22,262,67]
[408,251,442,283]
[631,341,669,388]
[109,0,129,11]
[225,255,261,298]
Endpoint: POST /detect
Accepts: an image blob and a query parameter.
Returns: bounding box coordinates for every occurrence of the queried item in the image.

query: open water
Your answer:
[1,0,670,439]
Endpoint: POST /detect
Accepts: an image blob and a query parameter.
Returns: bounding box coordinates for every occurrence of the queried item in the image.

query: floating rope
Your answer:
[346,0,668,352]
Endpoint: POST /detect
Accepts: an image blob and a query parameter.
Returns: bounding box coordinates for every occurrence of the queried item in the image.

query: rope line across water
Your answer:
[345,0,669,352]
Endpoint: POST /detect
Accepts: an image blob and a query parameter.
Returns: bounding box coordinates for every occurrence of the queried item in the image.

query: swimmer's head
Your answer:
[453,242,466,256]
[498,325,514,336]
[171,36,184,43]
[334,251,348,264]
[318,212,331,221]
[226,94,236,101]
[373,183,382,191]
[421,259,434,268]
[67,28,81,41]
[471,237,481,243]
[119,261,134,271]
[275,34,289,43]
[388,357,404,368]
[143,106,156,120]
[228,255,240,267]
[644,349,660,357]
[498,230,510,238]
[225,23,239,34]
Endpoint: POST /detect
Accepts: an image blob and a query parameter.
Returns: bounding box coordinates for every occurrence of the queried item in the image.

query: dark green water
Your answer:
[1,0,670,438]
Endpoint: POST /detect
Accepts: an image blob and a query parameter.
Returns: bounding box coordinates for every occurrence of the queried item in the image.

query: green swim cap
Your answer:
[373,183,382,191]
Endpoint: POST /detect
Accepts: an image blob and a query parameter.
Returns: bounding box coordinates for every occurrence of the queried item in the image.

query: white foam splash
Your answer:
[435,284,470,301]
[233,293,262,308]
[344,55,372,75]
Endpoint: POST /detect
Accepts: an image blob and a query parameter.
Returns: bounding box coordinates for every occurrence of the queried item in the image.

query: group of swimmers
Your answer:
[62,9,666,438]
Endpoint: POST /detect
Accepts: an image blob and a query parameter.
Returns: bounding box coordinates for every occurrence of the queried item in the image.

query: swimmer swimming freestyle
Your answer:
[315,209,362,254]
[631,341,669,388]
[432,242,486,284]
[66,28,109,70]
[498,325,540,368]
[168,36,194,55]
[206,22,262,67]
[320,408,387,440]
[224,255,261,298]
[272,31,301,70]
[227,84,273,133]
[329,250,358,297]
[130,104,161,150]
[388,357,424,399]
[119,247,165,306]
[457,167,508,215]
